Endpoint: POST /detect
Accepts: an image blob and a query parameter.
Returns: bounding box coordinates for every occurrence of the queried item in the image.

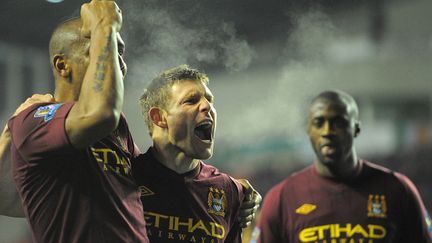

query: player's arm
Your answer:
[223,178,254,243]
[0,94,54,217]
[65,0,124,149]
[237,179,262,228]
[397,173,432,243]
[0,124,23,217]
[253,185,284,243]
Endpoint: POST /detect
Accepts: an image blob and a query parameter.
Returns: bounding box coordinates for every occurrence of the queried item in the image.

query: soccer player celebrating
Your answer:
[134,65,261,242]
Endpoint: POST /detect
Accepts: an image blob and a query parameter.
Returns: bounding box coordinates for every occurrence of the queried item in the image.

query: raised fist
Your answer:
[80,0,123,38]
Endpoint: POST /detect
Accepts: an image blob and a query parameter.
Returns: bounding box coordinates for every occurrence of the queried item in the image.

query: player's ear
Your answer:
[149,107,167,128]
[53,54,71,79]
[354,121,361,137]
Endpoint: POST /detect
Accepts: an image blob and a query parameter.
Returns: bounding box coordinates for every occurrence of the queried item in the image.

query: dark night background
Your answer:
[0,0,431,241]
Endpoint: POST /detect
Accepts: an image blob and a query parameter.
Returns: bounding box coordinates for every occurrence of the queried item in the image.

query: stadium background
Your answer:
[0,0,431,242]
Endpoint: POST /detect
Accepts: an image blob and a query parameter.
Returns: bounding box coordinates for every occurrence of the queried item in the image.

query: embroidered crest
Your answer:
[367,194,387,218]
[139,185,155,197]
[207,187,226,217]
[296,203,317,215]
[34,103,62,122]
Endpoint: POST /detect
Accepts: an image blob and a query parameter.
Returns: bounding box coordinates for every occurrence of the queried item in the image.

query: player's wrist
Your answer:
[92,15,122,33]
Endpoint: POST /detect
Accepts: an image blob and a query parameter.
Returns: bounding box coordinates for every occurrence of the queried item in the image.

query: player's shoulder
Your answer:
[132,149,165,187]
[132,148,153,169]
[9,102,63,133]
[117,113,131,134]
[199,160,223,177]
[199,161,239,187]
[9,102,51,122]
[362,159,399,179]
[11,102,73,123]
[281,165,313,188]
[266,165,313,197]
[361,159,414,188]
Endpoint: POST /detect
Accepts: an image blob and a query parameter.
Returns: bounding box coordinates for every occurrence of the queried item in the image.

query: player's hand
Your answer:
[12,94,55,118]
[237,179,262,228]
[80,0,123,38]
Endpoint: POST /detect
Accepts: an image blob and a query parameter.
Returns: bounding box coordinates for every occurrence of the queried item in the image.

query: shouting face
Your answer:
[163,80,216,160]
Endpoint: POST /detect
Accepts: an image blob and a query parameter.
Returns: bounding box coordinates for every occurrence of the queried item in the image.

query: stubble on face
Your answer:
[164,80,216,161]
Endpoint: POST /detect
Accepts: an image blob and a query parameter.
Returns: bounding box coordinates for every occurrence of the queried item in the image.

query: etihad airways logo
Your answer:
[90,147,130,175]
[299,223,387,242]
[144,211,227,242]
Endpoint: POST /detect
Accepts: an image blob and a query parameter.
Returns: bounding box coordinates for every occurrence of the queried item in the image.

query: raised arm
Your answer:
[396,173,432,242]
[66,0,125,148]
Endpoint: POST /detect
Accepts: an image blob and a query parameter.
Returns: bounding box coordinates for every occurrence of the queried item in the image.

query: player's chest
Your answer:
[286,187,401,243]
[138,180,235,242]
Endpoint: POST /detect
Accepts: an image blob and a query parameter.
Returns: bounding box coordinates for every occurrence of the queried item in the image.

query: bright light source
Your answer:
[46,0,64,3]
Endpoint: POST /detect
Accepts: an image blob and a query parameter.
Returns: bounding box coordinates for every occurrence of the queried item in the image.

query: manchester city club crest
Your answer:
[207,187,226,217]
[367,194,387,218]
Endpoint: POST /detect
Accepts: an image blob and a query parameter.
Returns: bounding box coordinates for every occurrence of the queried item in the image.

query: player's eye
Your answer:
[184,96,199,104]
[312,118,324,128]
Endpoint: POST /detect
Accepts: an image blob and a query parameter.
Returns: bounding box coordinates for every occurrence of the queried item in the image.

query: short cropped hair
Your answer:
[48,8,80,61]
[311,90,359,120]
[139,64,209,135]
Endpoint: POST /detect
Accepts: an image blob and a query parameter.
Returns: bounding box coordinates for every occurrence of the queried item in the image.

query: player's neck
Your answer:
[152,143,200,174]
[54,79,80,102]
[315,152,361,180]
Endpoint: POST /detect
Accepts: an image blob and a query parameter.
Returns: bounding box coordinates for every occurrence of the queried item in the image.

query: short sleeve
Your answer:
[8,102,75,163]
[229,176,245,204]
[395,172,432,243]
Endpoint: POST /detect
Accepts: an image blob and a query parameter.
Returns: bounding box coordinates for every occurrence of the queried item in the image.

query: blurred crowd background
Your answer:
[1,0,431,242]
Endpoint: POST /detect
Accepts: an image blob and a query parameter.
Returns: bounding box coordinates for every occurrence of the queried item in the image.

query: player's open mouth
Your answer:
[194,121,213,143]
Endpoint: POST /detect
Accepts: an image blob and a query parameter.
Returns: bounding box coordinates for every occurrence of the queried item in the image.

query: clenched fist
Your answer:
[80,0,123,38]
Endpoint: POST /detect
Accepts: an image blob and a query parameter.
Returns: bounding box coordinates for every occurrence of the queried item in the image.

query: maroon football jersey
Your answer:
[9,102,148,243]
[253,160,432,243]
[132,148,244,243]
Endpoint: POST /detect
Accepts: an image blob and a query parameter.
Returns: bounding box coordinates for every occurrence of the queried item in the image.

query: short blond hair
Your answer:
[139,64,209,135]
